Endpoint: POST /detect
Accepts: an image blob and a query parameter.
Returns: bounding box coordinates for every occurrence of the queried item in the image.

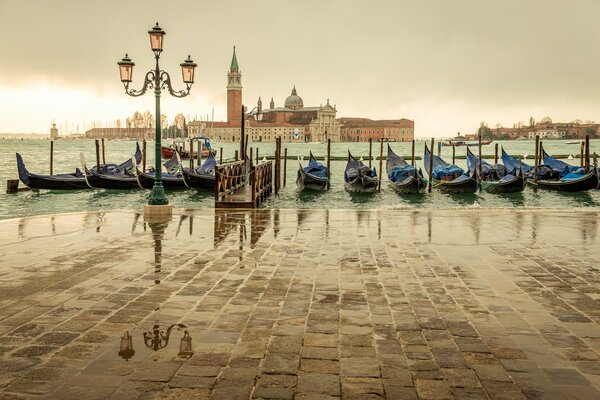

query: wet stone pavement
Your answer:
[0,209,600,399]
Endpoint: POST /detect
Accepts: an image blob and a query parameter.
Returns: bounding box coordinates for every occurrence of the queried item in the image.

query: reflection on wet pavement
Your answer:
[0,209,600,399]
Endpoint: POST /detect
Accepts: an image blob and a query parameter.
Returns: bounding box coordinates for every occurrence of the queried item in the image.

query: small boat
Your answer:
[424,145,477,193]
[441,140,492,147]
[466,148,525,193]
[16,153,88,190]
[566,140,582,144]
[386,144,425,194]
[161,136,214,160]
[82,143,143,190]
[528,145,599,192]
[181,151,217,189]
[344,151,378,193]
[297,152,328,191]
[136,152,188,190]
[15,143,142,191]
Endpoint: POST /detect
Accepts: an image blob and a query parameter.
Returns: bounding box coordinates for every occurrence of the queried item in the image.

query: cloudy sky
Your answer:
[1,0,599,137]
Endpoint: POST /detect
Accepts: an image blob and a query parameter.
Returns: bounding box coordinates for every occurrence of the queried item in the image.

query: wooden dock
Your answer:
[215,160,274,209]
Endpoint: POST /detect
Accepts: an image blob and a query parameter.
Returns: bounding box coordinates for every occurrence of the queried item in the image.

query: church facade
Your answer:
[190,48,340,143]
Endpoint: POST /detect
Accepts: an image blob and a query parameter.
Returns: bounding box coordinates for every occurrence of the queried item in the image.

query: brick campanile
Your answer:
[227,46,242,125]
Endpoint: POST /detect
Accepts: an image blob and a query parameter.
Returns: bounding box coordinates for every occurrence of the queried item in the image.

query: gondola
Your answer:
[135,152,188,190]
[15,143,142,191]
[161,136,215,160]
[16,153,89,190]
[527,145,599,192]
[386,144,425,194]
[424,144,477,193]
[297,152,328,191]
[181,152,217,189]
[344,151,378,193]
[81,143,143,190]
[466,148,525,193]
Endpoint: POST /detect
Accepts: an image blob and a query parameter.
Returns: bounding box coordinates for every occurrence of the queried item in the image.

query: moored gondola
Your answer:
[527,145,599,192]
[81,143,143,190]
[424,145,477,193]
[16,153,89,190]
[386,144,425,194]
[181,152,217,189]
[297,152,328,191]
[135,152,188,190]
[15,143,142,191]
[344,151,378,193]
[466,148,525,193]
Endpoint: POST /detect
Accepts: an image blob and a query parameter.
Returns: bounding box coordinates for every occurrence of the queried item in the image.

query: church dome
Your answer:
[284,86,303,110]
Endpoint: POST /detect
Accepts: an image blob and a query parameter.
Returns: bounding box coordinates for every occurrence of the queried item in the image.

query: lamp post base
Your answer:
[144,204,172,223]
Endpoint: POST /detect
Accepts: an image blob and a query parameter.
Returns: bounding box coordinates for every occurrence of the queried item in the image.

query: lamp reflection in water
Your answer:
[118,324,193,361]
[148,221,168,284]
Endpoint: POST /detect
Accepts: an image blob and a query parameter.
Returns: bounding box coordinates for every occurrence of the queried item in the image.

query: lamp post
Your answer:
[118,23,197,207]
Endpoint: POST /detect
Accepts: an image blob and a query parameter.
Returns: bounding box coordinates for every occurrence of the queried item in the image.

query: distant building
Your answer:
[338,118,414,142]
[189,49,340,143]
[85,128,154,140]
[50,123,58,139]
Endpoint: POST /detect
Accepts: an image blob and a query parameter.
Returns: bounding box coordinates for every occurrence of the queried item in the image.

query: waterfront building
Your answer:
[50,123,58,139]
[85,127,154,140]
[338,118,414,142]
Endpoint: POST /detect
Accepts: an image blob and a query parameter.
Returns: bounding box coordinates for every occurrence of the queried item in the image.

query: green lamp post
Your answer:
[118,23,197,205]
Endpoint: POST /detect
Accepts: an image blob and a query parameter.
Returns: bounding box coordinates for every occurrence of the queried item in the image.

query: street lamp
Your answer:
[118,23,197,206]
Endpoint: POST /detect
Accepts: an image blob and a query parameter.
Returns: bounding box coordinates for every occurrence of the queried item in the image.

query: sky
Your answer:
[1,0,600,137]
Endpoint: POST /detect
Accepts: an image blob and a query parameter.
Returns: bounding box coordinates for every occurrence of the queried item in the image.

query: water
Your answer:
[1,138,599,219]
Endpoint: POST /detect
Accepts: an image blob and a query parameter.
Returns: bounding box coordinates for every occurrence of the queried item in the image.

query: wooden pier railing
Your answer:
[214,160,246,203]
[215,160,274,208]
[251,161,273,207]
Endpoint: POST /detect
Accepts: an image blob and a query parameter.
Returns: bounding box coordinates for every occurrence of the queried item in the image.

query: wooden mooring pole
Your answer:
[256,148,259,164]
[95,139,101,173]
[220,147,223,164]
[585,134,590,172]
[428,138,434,192]
[494,143,499,165]
[580,141,585,167]
[50,140,54,175]
[368,138,372,168]
[478,131,482,191]
[378,138,383,192]
[452,145,455,165]
[250,148,253,166]
[327,139,331,190]
[533,135,539,191]
[411,139,415,166]
[235,150,239,161]
[142,140,147,172]
[275,138,281,194]
[240,105,245,161]
[101,138,106,164]
[283,147,287,187]
[189,138,194,169]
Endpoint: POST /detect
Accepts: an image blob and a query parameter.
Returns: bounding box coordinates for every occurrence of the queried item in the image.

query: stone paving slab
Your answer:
[0,208,600,399]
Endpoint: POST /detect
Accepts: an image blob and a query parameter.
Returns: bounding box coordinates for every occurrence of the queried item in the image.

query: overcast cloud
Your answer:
[1,0,599,136]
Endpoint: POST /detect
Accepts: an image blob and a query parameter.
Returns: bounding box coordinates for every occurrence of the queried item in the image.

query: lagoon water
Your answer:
[1,138,600,219]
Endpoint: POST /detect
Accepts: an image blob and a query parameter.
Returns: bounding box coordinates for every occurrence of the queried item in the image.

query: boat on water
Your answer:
[565,140,582,144]
[528,145,599,192]
[441,140,492,147]
[161,136,214,160]
[297,152,328,191]
[466,148,525,193]
[181,151,217,189]
[15,143,142,190]
[81,143,143,190]
[386,144,425,194]
[135,152,188,190]
[344,151,378,193]
[424,145,477,193]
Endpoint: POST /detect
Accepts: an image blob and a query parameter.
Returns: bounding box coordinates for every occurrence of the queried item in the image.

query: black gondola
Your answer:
[16,153,88,190]
[15,143,142,191]
[181,152,217,189]
[297,152,328,191]
[466,148,525,193]
[424,144,477,193]
[527,145,599,192]
[135,151,188,190]
[386,144,425,194]
[81,144,143,190]
[344,151,378,193]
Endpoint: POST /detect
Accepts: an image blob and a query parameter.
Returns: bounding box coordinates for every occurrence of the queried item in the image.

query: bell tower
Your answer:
[227,46,242,125]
